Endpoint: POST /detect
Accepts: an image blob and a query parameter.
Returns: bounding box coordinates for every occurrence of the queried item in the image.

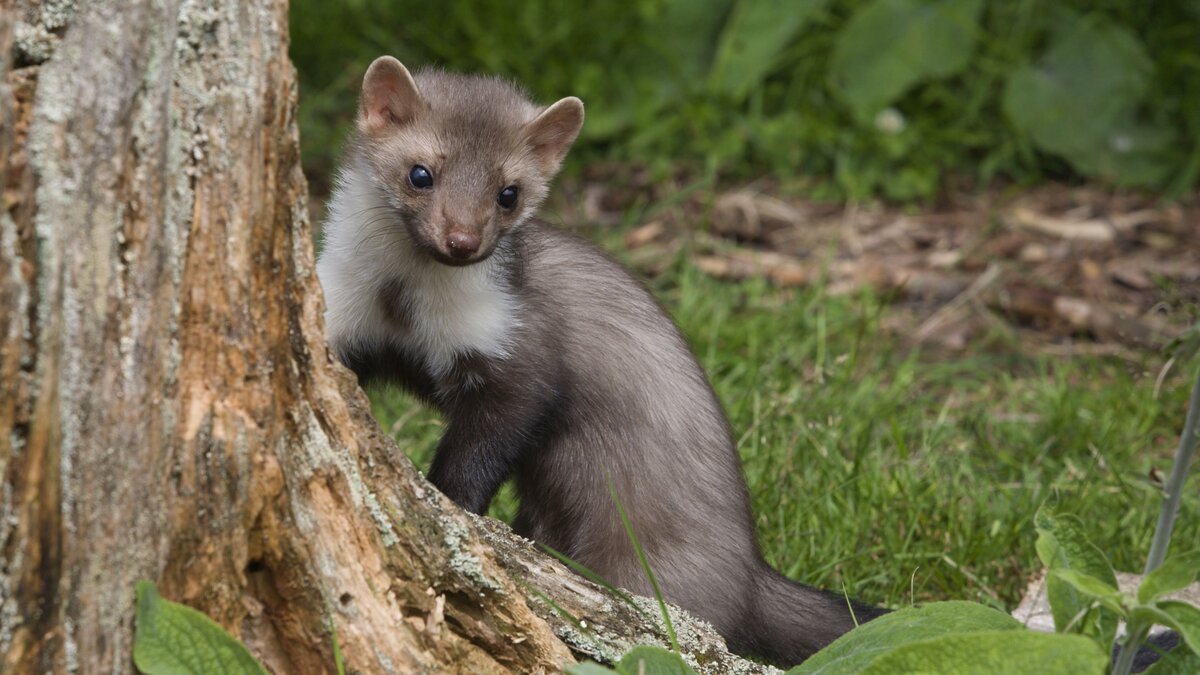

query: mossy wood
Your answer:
[0,1,767,672]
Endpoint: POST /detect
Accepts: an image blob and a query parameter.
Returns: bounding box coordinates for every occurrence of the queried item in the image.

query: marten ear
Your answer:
[359,56,424,134]
[524,97,584,173]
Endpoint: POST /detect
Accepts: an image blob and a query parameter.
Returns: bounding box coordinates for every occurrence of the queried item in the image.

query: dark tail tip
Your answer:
[731,567,887,667]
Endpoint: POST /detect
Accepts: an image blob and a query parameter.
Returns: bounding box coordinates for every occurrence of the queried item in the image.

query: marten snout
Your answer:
[445,230,481,259]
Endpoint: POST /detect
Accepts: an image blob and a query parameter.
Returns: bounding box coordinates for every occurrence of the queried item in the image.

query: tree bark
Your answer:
[0,1,770,673]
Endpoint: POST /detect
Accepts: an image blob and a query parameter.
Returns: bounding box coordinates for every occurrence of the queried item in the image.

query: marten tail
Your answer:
[729,567,1178,671]
[727,565,887,666]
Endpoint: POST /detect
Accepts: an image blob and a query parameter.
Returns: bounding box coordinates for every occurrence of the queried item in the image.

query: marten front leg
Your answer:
[426,354,565,514]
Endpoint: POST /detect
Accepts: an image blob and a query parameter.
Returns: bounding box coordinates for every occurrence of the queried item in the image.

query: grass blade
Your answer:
[328,616,346,675]
[521,581,594,638]
[604,471,680,654]
[540,543,647,616]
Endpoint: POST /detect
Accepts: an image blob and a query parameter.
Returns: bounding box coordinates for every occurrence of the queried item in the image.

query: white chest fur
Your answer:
[317,162,521,377]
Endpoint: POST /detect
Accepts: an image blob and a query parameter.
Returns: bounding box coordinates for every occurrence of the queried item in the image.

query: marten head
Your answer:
[354,56,584,266]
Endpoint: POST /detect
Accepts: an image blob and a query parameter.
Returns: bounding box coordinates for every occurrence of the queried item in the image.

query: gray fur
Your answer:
[317,58,883,665]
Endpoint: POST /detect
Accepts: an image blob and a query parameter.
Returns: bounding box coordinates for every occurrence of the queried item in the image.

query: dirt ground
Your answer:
[556,176,1199,362]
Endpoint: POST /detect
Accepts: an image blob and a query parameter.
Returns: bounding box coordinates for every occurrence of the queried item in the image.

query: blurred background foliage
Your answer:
[291,0,1200,202]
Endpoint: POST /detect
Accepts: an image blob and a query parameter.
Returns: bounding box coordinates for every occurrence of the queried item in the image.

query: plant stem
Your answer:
[1114,366,1200,675]
[1143,366,1200,576]
[1112,624,1150,675]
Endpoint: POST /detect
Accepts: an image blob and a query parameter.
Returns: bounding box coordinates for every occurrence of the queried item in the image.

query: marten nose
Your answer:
[445,231,480,258]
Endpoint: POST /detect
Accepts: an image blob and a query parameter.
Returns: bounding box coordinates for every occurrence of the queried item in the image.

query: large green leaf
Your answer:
[859,630,1108,674]
[829,0,983,120]
[133,580,267,675]
[655,0,736,84]
[1034,509,1120,645]
[1003,14,1174,187]
[709,0,827,99]
[789,601,1020,675]
[1140,551,1200,604]
[1133,602,1200,656]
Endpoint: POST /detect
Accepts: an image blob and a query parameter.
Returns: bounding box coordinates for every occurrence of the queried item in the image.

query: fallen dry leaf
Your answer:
[713,190,806,242]
[1012,206,1115,242]
[624,221,664,248]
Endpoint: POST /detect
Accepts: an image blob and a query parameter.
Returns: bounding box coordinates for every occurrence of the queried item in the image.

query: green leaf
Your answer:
[790,601,1020,675]
[859,630,1108,674]
[617,646,699,675]
[1051,569,1125,613]
[708,0,827,99]
[654,0,736,84]
[1034,508,1120,645]
[829,0,983,120]
[1140,552,1200,604]
[1034,510,1118,588]
[1133,602,1200,656]
[133,580,268,675]
[1002,14,1174,187]
[1144,642,1200,674]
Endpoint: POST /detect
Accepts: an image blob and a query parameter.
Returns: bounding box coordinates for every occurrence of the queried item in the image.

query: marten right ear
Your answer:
[524,97,585,173]
[359,56,424,134]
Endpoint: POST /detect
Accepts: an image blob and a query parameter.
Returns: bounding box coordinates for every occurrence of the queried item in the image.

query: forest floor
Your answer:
[557,174,1199,363]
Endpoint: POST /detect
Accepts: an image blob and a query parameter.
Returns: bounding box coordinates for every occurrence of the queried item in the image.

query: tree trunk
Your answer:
[0,2,768,672]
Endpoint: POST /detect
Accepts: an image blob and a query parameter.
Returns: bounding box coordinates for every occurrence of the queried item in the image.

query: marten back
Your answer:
[504,223,763,621]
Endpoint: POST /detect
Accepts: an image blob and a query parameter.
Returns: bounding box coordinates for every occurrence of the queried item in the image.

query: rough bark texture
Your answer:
[0,1,772,673]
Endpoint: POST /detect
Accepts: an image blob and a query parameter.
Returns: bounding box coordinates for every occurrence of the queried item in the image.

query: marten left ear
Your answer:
[524,97,584,172]
[359,56,425,134]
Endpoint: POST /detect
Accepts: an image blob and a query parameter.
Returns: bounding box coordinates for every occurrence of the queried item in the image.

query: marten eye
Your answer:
[409,165,433,190]
[497,185,519,209]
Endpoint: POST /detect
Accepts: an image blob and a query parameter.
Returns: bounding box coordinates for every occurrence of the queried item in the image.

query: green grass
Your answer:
[367,229,1199,613]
